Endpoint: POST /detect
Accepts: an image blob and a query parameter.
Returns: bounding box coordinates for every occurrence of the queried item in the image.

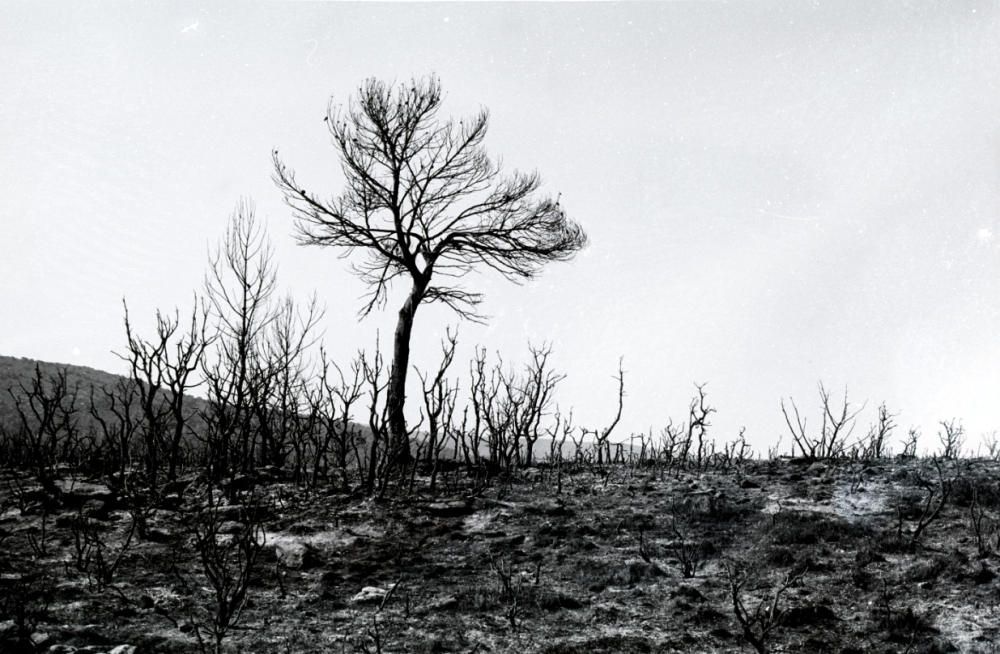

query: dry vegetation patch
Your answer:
[3,458,1000,652]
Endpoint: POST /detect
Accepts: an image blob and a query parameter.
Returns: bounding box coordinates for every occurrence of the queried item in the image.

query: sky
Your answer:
[3,1,1000,456]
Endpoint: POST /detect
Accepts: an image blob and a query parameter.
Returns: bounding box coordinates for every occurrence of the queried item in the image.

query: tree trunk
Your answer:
[386,283,425,467]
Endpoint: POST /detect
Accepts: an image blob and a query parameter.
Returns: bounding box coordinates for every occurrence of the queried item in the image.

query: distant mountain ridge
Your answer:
[0,354,370,464]
[0,355,221,445]
[0,355,134,430]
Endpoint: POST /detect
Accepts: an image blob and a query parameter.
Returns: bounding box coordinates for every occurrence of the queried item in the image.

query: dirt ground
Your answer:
[3,457,1000,653]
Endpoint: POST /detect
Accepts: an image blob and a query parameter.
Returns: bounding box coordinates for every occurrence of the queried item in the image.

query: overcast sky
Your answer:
[3,2,1000,454]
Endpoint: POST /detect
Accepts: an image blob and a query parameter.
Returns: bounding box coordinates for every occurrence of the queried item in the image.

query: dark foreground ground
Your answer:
[3,457,1000,653]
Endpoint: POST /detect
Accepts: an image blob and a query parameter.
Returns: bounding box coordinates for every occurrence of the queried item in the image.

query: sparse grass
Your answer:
[767,510,872,546]
[0,455,996,653]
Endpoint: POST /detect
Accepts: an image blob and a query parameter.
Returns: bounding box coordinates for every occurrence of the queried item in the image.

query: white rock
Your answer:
[351,586,388,604]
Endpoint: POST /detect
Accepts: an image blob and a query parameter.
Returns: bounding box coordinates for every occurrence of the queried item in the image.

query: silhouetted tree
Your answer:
[273,75,587,468]
[8,364,80,491]
[121,299,208,489]
[201,201,321,482]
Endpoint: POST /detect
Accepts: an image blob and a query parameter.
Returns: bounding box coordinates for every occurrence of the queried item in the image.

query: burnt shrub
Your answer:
[0,571,54,652]
[768,511,871,546]
[540,635,655,654]
[883,606,939,643]
[952,477,1000,510]
[765,545,797,567]
[781,604,839,627]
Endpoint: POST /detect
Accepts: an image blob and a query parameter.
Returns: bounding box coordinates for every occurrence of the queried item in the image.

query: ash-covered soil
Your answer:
[2,458,1000,653]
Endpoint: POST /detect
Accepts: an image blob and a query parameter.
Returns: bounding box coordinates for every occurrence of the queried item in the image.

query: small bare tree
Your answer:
[200,201,320,487]
[982,432,1000,461]
[8,364,80,492]
[506,344,565,468]
[121,299,209,487]
[687,383,714,469]
[416,329,461,492]
[901,427,920,458]
[969,483,1000,557]
[726,561,805,654]
[307,348,365,490]
[903,457,955,547]
[859,402,896,460]
[781,383,865,460]
[274,75,587,470]
[88,378,140,480]
[470,344,565,471]
[201,202,279,482]
[178,488,267,654]
[937,419,965,459]
[584,359,625,466]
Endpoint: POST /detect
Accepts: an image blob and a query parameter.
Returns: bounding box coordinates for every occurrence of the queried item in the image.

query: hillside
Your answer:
[2,456,996,652]
[0,355,138,433]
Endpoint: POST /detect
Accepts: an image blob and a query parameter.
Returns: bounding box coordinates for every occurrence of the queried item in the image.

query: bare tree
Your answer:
[308,348,365,490]
[202,202,277,481]
[273,75,587,469]
[249,295,322,471]
[781,383,865,460]
[88,378,140,480]
[8,364,80,491]
[121,300,209,490]
[937,419,965,459]
[858,402,896,460]
[901,427,920,458]
[584,359,625,466]
[469,344,564,471]
[201,201,313,483]
[687,383,714,469]
[504,344,564,468]
[416,329,461,492]
[726,561,805,654]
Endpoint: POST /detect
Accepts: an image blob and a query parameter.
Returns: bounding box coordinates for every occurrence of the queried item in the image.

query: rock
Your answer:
[424,500,475,518]
[162,477,194,497]
[55,512,106,529]
[81,499,111,519]
[31,632,53,648]
[351,586,388,604]
[256,465,286,482]
[145,527,174,543]
[269,538,325,570]
[108,645,138,654]
[487,534,526,550]
[158,493,183,510]
[807,462,829,475]
[213,504,245,522]
[47,646,77,654]
[55,480,115,509]
[973,563,996,585]
[523,499,574,518]
[218,520,245,535]
[423,595,459,612]
[225,474,257,493]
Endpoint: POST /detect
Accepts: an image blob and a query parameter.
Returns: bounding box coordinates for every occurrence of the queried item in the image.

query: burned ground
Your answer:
[2,458,1000,653]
